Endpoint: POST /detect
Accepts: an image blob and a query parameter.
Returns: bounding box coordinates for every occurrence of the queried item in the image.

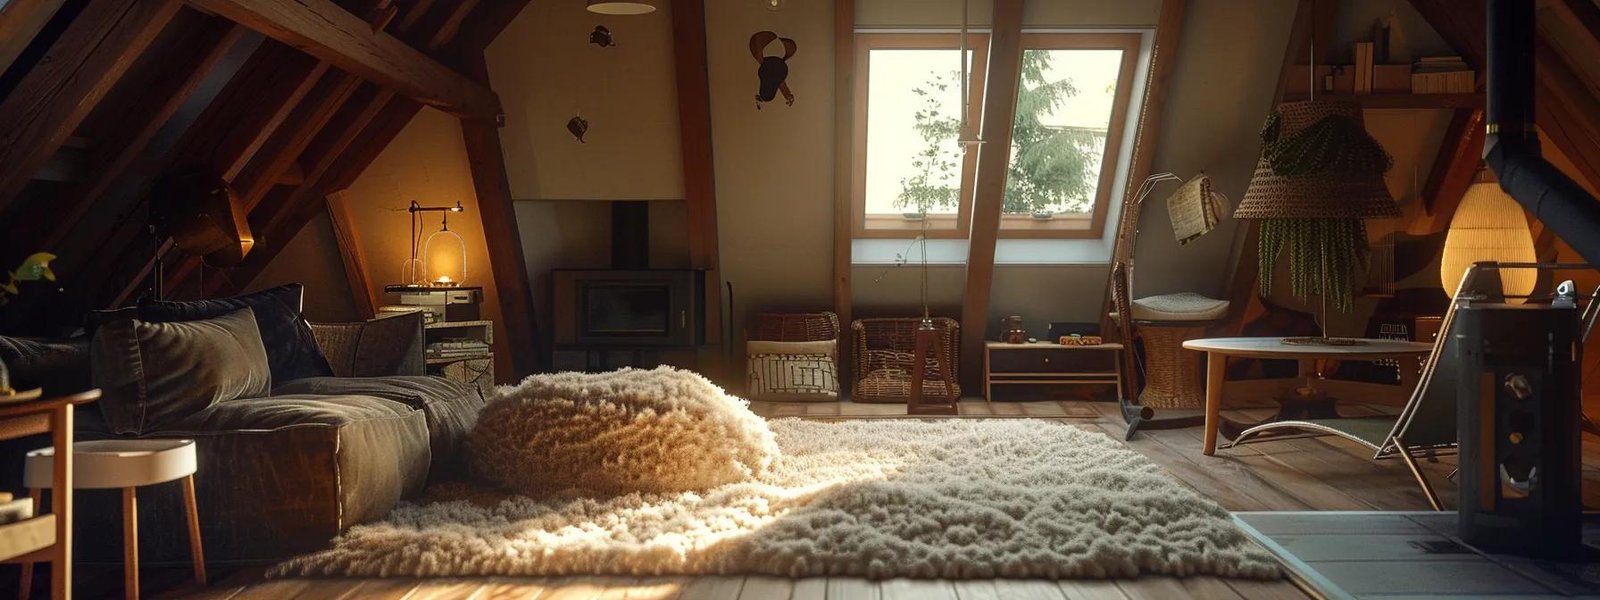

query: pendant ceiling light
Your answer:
[956,0,982,148]
[586,0,655,15]
[1440,181,1537,302]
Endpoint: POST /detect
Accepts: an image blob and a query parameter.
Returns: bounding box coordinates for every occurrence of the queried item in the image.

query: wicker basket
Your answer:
[851,317,961,404]
[746,312,841,402]
[749,312,840,343]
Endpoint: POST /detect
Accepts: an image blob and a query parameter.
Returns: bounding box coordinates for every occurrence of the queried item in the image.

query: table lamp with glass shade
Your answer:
[402,201,466,288]
[1439,181,1538,303]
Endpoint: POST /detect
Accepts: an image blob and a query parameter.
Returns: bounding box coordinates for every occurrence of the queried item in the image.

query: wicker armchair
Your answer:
[851,317,960,404]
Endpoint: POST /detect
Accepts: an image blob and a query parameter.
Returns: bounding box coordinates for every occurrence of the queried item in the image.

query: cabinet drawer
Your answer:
[989,348,1116,373]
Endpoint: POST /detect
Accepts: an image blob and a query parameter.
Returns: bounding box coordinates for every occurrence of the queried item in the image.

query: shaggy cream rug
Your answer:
[272,419,1280,580]
[470,367,777,496]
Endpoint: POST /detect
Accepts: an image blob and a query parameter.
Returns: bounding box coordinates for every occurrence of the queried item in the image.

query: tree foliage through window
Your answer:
[894,50,1109,216]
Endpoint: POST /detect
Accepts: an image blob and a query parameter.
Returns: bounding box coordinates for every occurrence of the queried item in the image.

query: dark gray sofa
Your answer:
[0,287,486,564]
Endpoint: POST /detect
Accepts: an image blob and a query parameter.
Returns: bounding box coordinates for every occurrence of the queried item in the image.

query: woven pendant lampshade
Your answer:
[1440,182,1537,303]
[1235,100,1399,220]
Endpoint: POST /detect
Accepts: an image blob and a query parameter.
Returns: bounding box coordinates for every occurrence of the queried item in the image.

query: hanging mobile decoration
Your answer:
[749,31,797,108]
[566,116,590,143]
[589,25,616,47]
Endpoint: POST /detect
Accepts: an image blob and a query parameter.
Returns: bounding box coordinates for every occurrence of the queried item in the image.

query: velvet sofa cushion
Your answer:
[91,307,272,435]
[308,311,426,378]
[70,394,432,563]
[0,335,91,396]
[273,375,485,475]
[136,283,333,383]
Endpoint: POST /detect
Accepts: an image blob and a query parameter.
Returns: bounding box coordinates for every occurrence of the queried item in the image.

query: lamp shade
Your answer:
[1234,100,1399,220]
[1440,182,1537,301]
[586,0,655,15]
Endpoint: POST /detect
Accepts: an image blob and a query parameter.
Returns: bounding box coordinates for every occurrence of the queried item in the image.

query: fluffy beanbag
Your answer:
[468,366,778,496]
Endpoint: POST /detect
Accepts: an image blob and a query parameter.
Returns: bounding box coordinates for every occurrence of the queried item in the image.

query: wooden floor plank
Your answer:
[472,577,549,600]
[677,576,745,600]
[824,577,881,600]
[737,575,793,600]
[993,579,1069,600]
[407,578,487,600]
[880,578,959,600]
[950,579,1001,600]
[1055,579,1131,600]
[789,577,827,600]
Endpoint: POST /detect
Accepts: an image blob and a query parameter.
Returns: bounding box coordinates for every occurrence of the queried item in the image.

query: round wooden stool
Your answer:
[20,439,205,600]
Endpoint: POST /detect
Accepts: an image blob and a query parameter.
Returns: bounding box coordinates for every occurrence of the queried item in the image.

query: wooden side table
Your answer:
[1182,337,1432,456]
[983,341,1124,401]
[0,388,100,600]
[22,439,205,600]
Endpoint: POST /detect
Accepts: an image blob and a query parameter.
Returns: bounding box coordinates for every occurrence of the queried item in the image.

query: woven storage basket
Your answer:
[851,317,960,404]
[1234,100,1399,220]
[749,312,840,343]
[745,312,841,402]
[1134,323,1209,409]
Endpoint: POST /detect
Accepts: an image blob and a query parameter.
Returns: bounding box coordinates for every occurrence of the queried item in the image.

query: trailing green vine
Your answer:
[1258,218,1368,312]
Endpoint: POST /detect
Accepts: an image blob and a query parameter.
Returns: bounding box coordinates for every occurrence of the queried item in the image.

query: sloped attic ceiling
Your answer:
[0,0,530,324]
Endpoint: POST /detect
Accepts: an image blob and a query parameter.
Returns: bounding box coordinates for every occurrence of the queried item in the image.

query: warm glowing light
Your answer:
[1441,182,1537,303]
[431,276,457,287]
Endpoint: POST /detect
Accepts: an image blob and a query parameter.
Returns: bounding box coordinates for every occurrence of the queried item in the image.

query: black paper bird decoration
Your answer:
[749,31,796,109]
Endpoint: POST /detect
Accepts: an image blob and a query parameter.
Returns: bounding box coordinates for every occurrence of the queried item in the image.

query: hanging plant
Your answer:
[1258,218,1368,312]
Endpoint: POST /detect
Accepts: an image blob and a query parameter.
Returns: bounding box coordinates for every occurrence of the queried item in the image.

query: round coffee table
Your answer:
[1182,337,1433,455]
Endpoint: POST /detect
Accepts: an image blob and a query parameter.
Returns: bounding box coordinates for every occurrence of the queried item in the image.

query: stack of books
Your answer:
[1411,56,1475,93]
[427,339,491,359]
[1353,42,1376,94]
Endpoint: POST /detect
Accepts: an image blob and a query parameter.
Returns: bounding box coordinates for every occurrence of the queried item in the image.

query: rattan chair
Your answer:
[851,317,960,404]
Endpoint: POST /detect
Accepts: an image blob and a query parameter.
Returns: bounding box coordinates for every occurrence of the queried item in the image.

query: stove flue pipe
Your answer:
[1483,0,1600,270]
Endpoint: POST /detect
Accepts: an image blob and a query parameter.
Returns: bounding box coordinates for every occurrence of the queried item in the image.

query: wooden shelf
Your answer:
[1282,92,1483,108]
[424,319,492,330]
[426,353,492,365]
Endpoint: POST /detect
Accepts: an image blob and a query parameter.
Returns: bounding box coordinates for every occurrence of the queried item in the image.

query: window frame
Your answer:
[852,33,990,240]
[851,31,1142,241]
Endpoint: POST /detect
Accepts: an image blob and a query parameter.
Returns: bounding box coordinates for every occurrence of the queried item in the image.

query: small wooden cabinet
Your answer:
[983,342,1124,401]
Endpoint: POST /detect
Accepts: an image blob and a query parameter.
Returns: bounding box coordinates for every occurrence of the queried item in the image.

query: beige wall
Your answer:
[488,0,685,201]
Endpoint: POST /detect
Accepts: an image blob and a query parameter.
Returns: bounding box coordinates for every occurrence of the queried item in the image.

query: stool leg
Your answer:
[123,487,139,600]
[181,475,206,585]
[17,488,41,600]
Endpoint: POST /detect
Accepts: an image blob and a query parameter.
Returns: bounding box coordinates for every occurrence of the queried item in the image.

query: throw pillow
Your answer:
[135,283,333,383]
[0,336,91,396]
[746,339,839,402]
[91,307,272,435]
[308,311,425,377]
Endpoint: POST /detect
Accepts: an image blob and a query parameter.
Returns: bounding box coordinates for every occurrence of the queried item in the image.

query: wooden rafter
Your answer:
[4,13,243,262]
[189,0,501,120]
[832,0,855,392]
[0,0,68,76]
[324,189,377,319]
[461,54,542,378]
[1418,108,1486,233]
[957,0,1026,387]
[671,0,725,362]
[1408,0,1600,188]
[0,0,183,213]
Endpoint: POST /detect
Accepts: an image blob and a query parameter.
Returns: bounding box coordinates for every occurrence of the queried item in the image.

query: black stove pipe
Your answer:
[1483,0,1600,270]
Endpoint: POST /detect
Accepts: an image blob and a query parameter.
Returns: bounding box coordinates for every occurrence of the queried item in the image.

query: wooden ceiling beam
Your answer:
[1417,108,1486,233]
[1408,0,1600,188]
[11,15,245,262]
[669,0,725,374]
[460,53,541,378]
[832,0,855,393]
[203,94,421,298]
[958,0,1026,388]
[189,0,500,120]
[325,189,378,319]
[0,0,69,76]
[0,0,183,214]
